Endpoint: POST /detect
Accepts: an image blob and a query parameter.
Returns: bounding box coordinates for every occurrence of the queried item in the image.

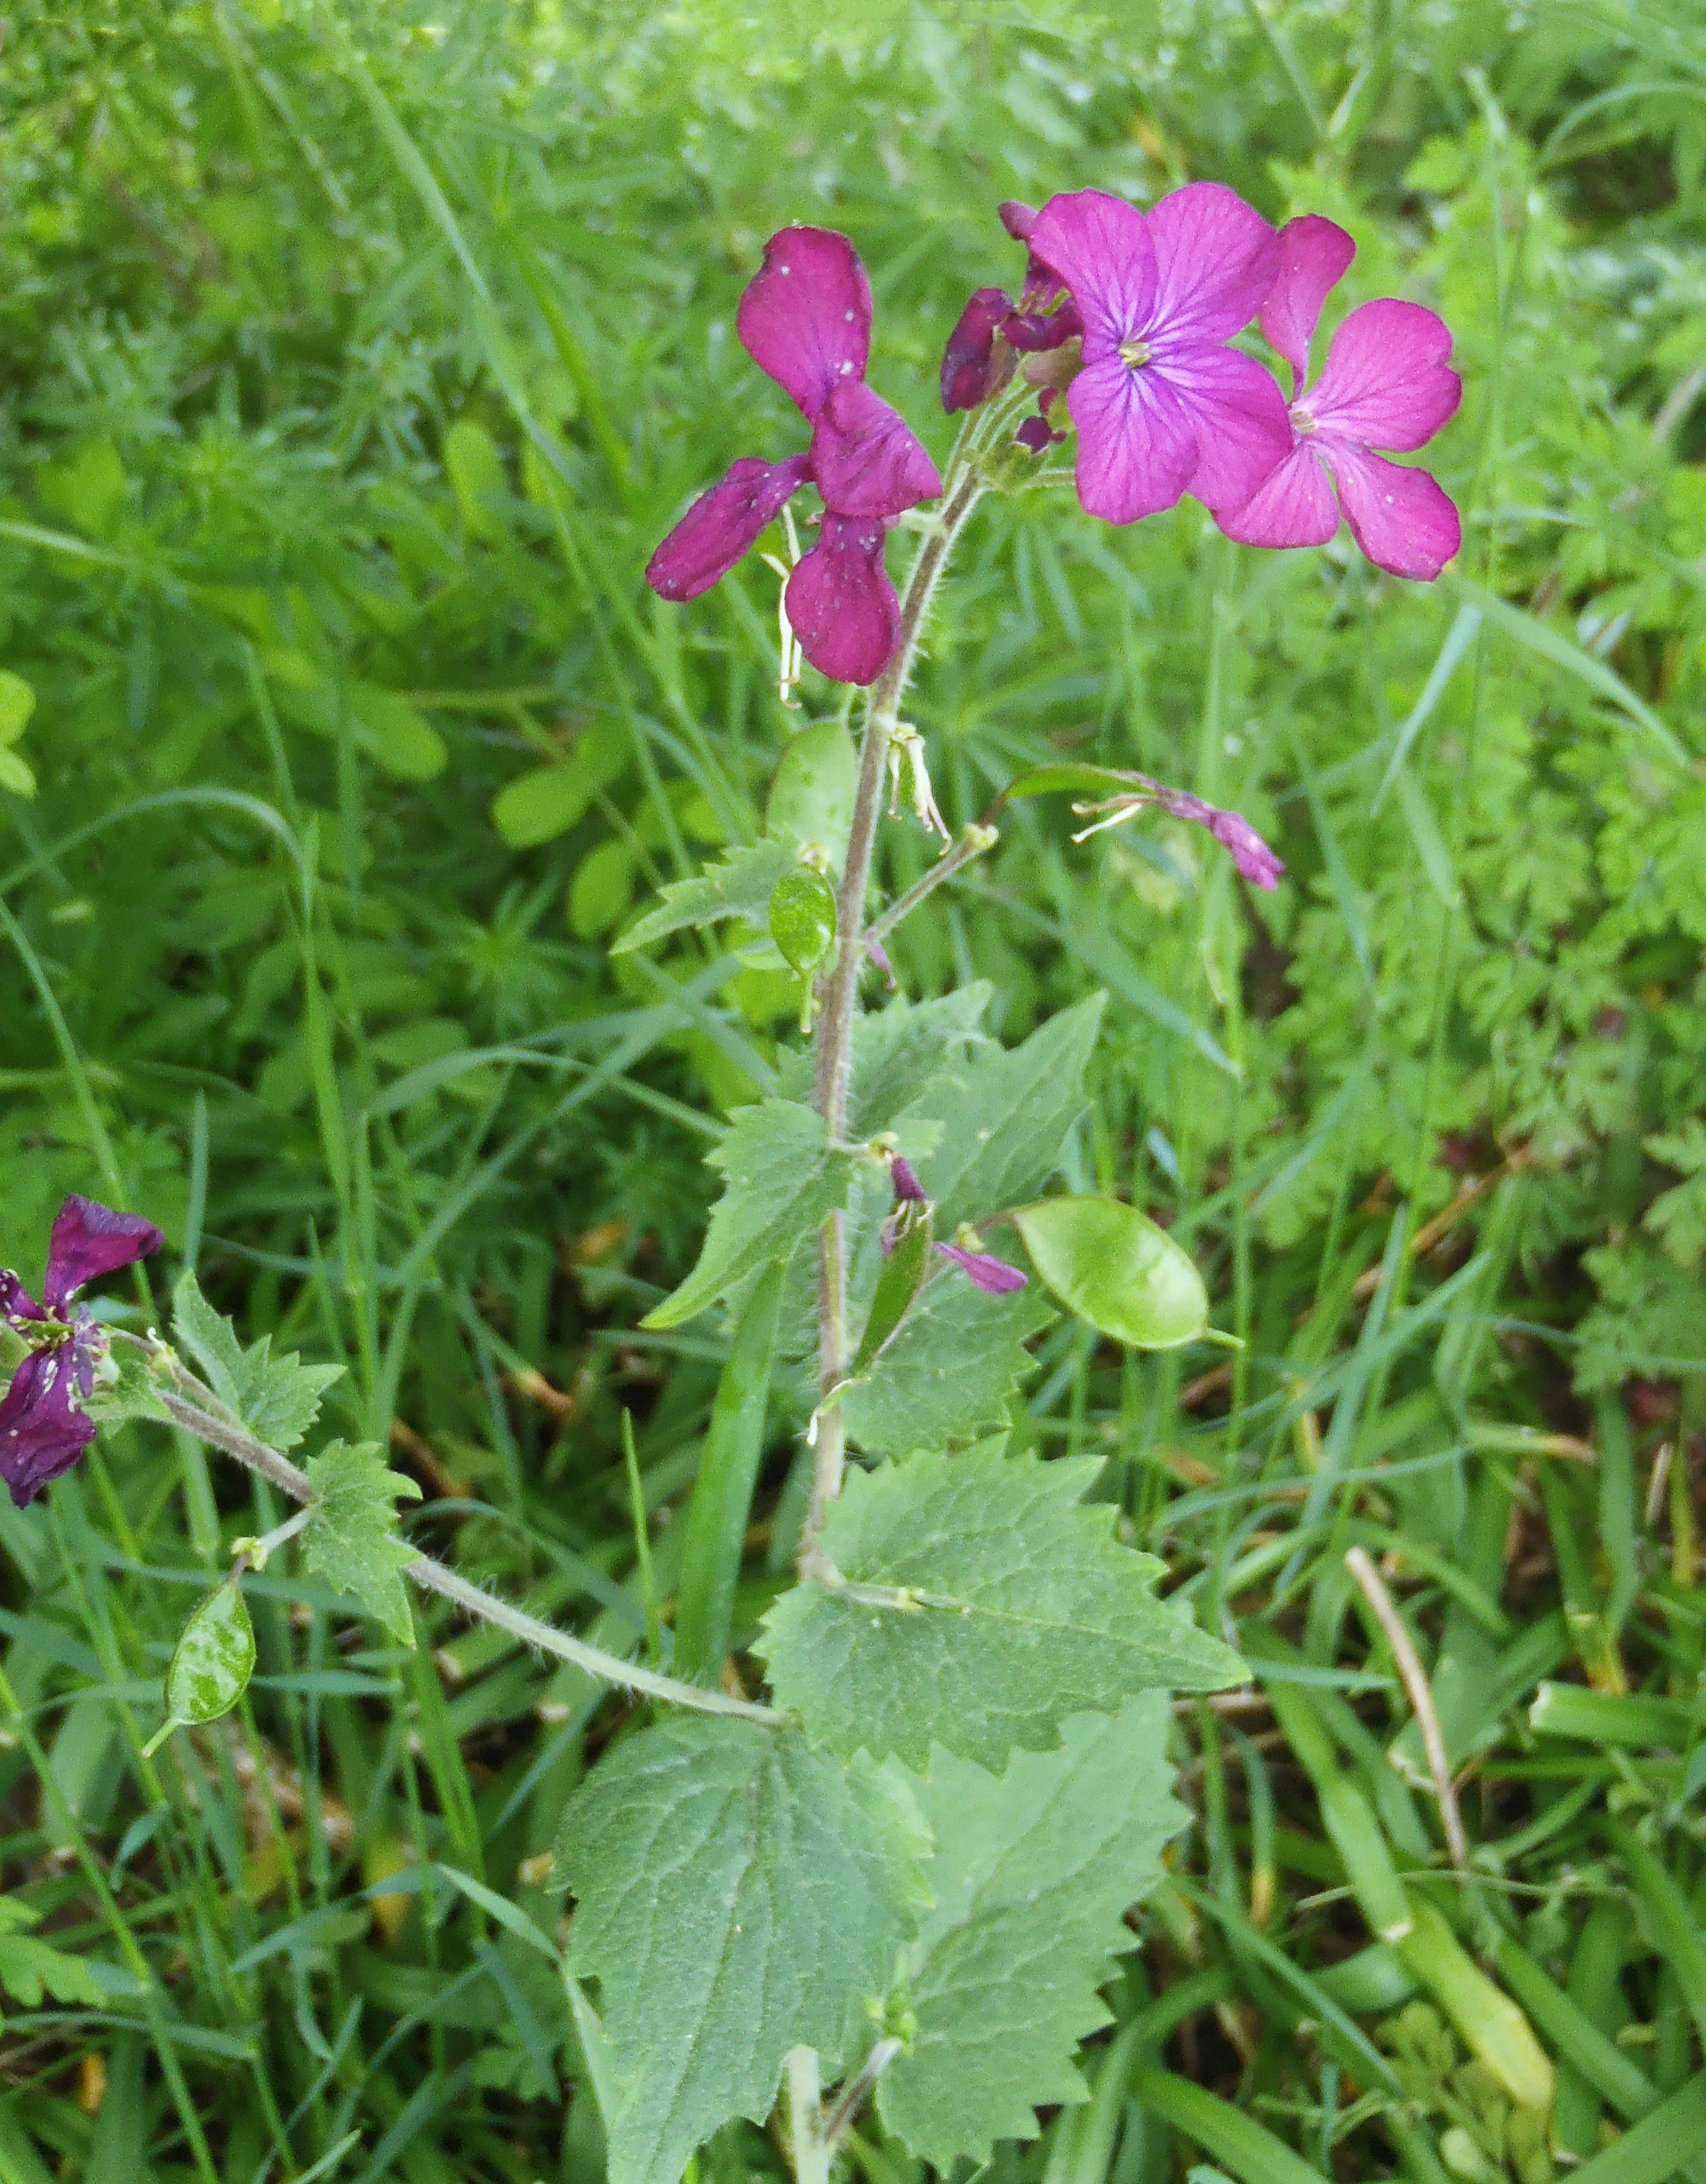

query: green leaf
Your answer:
[300,1440,424,1645]
[491,723,629,848]
[444,416,511,541]
[613,840,794,953]
[774,984,991,1138]
[904,995,1105,1229]
[758,1447,1242,1768]
[877,1696,1186,2167]
[0,669,37,746]
[1015,1197,1208,1350]
[843,1269,1052,1456]
[0,745,35,797]
[83,1344,172,1427]
[765,720,856,866]
[273,675,446,780]
[642,1100,851,1330]
[172,1271,344,1451]
[0,1900,108,2010]
[768,863,836,974]
[552,1714,928,2184]
[150,1580,255,1747]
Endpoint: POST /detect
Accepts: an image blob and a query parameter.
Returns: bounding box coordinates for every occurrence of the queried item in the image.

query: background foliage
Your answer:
[1,1,1703,2178]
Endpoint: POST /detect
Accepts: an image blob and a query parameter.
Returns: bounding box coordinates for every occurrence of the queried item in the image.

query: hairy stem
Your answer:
[132,1340,781,1724]
[864,821,998,948]
[802,458,987,1568]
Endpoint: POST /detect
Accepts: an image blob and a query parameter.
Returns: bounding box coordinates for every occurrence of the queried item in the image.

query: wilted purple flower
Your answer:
[1021,184,1292,525]
[1,1195,162,1508]
[1218,215,1462,580]
[939,201,1084,416]
[647,227,942,686]
[882,1157,1027,1294]
[1072,772,1285,891]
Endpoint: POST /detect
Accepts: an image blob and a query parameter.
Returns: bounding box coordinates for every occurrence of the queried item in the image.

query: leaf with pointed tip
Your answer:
[613,841,795,954]
[552,1714,928,2184]
[777,985,993,1140]
[300,1440,424,1645]
[758,1446,1242,1769]
[879,1696,1186,2166]
[843,1271,1052,1456]
[173,1270,343,1451]
[644,1100,851,1330]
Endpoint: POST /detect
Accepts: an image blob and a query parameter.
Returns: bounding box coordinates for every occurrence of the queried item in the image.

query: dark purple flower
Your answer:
[1,1195,162,1508]
[882,1158,1026,1294]
[1072,772,1285,891]
[1218,216,1462,580]
[934,1242,1028,1295]
[647,228,942,686]
[939,204,1083,416]
[1023,183,1292,524]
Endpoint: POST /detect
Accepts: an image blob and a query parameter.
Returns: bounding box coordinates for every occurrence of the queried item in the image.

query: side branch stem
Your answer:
[132,1341,780,1724]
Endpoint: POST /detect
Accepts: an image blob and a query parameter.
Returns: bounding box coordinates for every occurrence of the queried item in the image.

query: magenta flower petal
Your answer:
[1305,298,1461,453]
[646,454,814,602]
[1217,441,1338,550]
[736,227,871,423]
[1329,445,1462,580]
[1004,298,1084,352]
[891,1155,927,1204]
[1259,215,1356,386]
[0,1272,46,1326]
[783,515,899,686]
[1028,189,1158,351]
[0,1345,96,1508]
[1158,344,1294,514]
[998,201,1037,243]
[46,1195,163,1310]
[810,381,943,518]
[1015,416,1057,453]
[1065,357,1200,523]
[934,1243,1027,1295]
[1145,181,1280,347]
[942,287,1013,412]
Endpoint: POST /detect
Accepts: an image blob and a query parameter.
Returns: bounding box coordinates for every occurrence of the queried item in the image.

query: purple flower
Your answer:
[882,1157,1027,1294]
[1022,183,1292,525]
[1217,215,1462,580]
[1072,772,1285,891]
[647,227,943,687]
[939,202,1084,416]
[0,1195,162,1508]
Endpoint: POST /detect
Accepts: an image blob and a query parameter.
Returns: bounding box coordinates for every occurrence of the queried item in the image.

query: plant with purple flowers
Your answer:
[1,168,1463,2184]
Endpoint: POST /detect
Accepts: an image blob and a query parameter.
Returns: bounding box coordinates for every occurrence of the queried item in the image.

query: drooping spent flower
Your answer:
[647,227,942,686]
[939,201,1084,416]
[885,1155,1027,1294]
[1,1195,162,1507]
[1022,183,1293,525]
[1217,215,1462,580]
[1070,771,1285,890]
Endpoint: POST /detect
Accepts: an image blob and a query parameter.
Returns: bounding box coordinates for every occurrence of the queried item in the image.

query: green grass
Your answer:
[1,1,1704,2178]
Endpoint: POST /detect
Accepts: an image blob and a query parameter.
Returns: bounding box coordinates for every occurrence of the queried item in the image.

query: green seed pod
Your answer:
[143,1579,256,1756]
[765,720,857,869]
[1015,1195,1208,1349]
[768,864,838,977]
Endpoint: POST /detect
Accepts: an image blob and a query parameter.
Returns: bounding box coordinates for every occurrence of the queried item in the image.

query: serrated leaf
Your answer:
[903,995,1105,1230]
[775,985,993,1140]
[878,1696,1186,2167]
[552,1714,928,2184]
[614,841,795,954]
[173,1271,343,1451]
[300,1440,424,1644]
[758,1447,1242,1768]
[0,1901,108,2009]
[84,1345,172,1427]
[843,1269,1052,1456]
[643,1100,851,1330]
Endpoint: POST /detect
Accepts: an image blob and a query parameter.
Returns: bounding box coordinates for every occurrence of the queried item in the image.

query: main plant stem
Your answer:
[125,1338,780,1725]
[801,455,986,1567]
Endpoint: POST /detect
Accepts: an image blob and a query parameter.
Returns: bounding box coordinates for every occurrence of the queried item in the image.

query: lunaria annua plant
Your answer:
[1,173,1459,2184]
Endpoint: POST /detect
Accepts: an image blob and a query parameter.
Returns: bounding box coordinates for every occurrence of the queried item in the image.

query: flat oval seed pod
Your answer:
[1015,1195,1207,1350]
[143,1580,256,1755]
[768,864,838,975]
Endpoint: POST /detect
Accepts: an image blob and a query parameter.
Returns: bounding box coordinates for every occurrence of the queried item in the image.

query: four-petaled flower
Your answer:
[646,227,942,686]
[939,200,1084,416]
[1218,215,1462,580]
[0,1195,162,1508]
[889,1156,1027,1295]
[1023,183,1294,525]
